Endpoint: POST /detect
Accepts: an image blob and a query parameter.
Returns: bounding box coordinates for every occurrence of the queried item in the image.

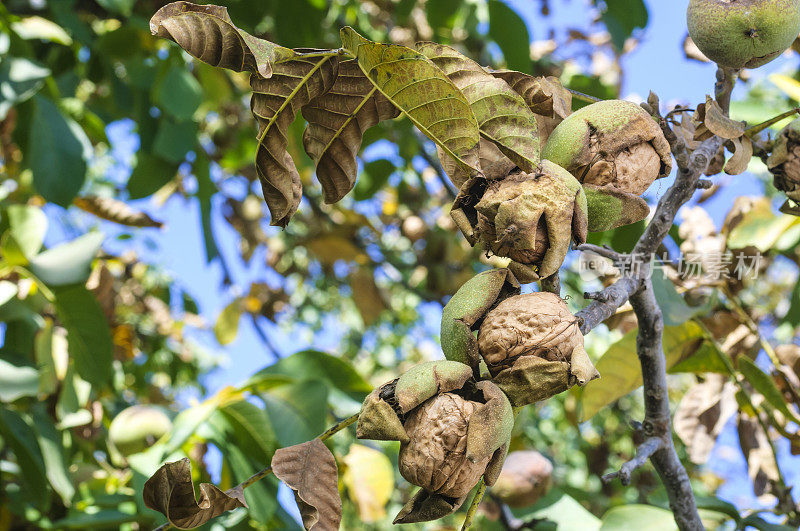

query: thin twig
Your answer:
[249,313,281,361]
[602,436,663,485]
[461,479,487,530]
[567,88,602,104]
[152,413,360,531]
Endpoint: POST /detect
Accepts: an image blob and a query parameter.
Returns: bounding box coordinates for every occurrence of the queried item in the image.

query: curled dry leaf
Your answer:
[271,438,342,531]
[723,135,753,175]
[674,375,737,464]
[302,60,400,204]
[340,27,481,188]
[74,195,163,228]
[416,43,540,177]
[149,2,295,78]
[250,54,339,226]
[737,415,781,497]
[143,457,247,529]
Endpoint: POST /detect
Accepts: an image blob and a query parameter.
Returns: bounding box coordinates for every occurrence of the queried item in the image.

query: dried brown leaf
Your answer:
[150,2,295,78]
[416,43,540,174]
[674,375,737,464]
[737,415,781,497]
[250,55,339,226]
[350,267,387,326]
[74,195,163,228]
[703,95,746,140]
[143,457,247,529]
[302,60,400,203]
[271,438,342,530]
[724,135,753,175]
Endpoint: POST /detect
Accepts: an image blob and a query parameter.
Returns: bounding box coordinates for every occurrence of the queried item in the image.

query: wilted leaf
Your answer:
[340,27,481,187]
[149,1,295,78]
[74,195,163,228]
[674,374,737,464]
[250,54,339,226]
[343,444,394,523]
[417,43,539,175]
[143,457,247,529]
[302,60,400,203]
[580,321,711,420]
[701,95,745,140]
[271,438,342,530]
[737,415,780,497]
[723,135,753,175]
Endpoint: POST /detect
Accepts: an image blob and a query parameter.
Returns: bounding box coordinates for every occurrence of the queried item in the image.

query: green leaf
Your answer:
[28,96,92,207]
[580,321,709,420]
[0,280,18,306]
[262,380,328,447]
[95,0,136,16]
[600,504,675,530]
[0,57,50,119]
[194,155,220,263]
[352,158,395,201]
[512,490,601,530]
[340,27,481,184]
[737,356,800,424]
[0,408,49,509]
[669,340,729,374]
[127,152,178,200]
[224,443,277,523]
[695,496,740,522]
[487,0,531,72]
[152,118,198,163]
[251,350,372,399]
[0,358,40,402]
[49,510,140,529]
[7,205,48,259]
[53,284,113,387]
[29,231,104,287]
[218,399,276,462]
[784,281,800,327]
[741,514,797,531]
[32,407,76,505]
[155,66,203,121]
[215,298,244,345]
[417,43,540,173]
[11,16,72,45]
[598,0,649,50]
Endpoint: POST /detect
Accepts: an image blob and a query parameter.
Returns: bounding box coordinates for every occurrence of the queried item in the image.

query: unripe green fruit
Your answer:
[687,0,800,69]
[108,405,172,455]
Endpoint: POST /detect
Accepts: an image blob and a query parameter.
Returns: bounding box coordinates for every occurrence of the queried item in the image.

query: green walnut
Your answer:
[108,405,172,455]
[356,360,513,524]
[441,270,599,407]
[687,0,800,70]
[451,162,588,284]
[491,450,553,508]
[767,117,800,204]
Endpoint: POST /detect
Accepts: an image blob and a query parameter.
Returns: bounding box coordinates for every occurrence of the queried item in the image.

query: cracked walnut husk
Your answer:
[767,118,800,206]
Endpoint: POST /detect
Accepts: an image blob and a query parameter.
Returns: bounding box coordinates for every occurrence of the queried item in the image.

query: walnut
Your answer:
[491,450,553,507]
[767,118,800,205]
[542,100,672,198]
[478,292,599,403]
[399,393,491,498]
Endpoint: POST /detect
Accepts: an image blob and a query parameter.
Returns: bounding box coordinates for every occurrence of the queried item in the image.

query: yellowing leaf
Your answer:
[343,444,394,523]
[340,27,481,187]
[214,298,244,345]
[727,198,800,252]
[770,74,800,102]
[579,321,709,420]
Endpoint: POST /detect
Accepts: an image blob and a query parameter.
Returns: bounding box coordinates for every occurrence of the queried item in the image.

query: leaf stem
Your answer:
[745,108,800,137]
[461,479,487,530]
[566,88,602,104]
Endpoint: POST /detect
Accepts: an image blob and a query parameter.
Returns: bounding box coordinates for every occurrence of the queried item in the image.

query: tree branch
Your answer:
[602,436,663,485]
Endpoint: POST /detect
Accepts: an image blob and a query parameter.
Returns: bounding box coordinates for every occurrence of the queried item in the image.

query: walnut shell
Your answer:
[477,292,598,386]
[398,393,491,498]
[768,118,800,203]
[542,100,672,197]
